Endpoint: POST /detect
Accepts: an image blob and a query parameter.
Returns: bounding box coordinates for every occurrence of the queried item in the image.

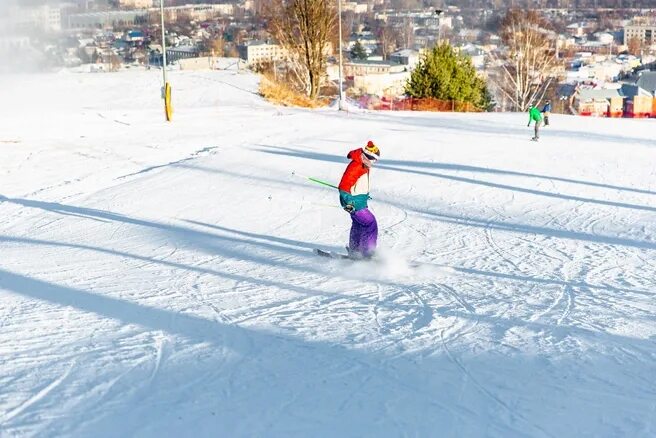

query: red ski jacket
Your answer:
[338,149,369,193]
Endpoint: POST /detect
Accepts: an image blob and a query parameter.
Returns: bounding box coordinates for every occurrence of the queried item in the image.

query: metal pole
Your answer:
[435,9,443,45]
[160,0,172,121]
[160,0,167,85]
[338,0,345,110]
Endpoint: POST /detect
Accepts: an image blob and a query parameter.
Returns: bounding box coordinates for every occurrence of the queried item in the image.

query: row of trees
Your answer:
[264,2,557,112]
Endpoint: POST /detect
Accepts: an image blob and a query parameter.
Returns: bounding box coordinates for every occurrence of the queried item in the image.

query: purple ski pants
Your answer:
[349,208,378,257]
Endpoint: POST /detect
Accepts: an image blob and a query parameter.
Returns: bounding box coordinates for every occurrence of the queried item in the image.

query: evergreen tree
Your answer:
[350,40,368,60]
[405,43,493,111]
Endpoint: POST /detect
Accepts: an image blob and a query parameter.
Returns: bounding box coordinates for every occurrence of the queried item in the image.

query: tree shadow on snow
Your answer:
[253,146,656,212]
[442,264,654,298]
[407,208,656,252]
[1,267,655,437]
[322,110,656,148]
[0,195,423,310]
[2,192,655,435]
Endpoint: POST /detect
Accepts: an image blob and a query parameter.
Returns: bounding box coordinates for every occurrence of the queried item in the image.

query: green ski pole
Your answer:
[292,171,339,190]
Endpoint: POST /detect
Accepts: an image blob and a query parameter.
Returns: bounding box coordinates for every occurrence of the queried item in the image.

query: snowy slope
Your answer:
[1,66,655,438]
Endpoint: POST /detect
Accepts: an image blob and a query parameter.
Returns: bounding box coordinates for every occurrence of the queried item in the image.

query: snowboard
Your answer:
[314,248,353,260]
[314,248,428,269]
[314,248,377,261]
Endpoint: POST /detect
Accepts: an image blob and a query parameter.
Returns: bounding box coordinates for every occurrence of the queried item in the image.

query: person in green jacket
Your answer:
[528,105,543,141]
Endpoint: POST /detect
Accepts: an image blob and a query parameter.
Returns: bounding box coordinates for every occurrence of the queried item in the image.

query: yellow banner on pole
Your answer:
[164,82,172,121]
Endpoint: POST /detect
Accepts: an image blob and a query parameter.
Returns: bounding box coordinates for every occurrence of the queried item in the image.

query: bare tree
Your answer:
[109,52,122,72]
[266,0,336,100]
[375,22,398,59]
[397,17,415,49]
[492,9,557,111]
[208,36,225,57]
[341,11,356,43]
[627,37,644,56]
[252,0,268,17]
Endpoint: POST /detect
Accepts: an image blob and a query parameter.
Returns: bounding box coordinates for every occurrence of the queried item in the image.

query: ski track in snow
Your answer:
[1,68,656,437]
[0,360,76,424]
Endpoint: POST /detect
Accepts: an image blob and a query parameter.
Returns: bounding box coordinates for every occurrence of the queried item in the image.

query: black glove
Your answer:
[344,204,354,213]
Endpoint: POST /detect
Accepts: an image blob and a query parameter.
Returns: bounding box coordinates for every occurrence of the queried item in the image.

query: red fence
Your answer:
[357,96,482,112]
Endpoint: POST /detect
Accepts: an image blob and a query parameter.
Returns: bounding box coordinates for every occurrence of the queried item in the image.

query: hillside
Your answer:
[1,67,655,437]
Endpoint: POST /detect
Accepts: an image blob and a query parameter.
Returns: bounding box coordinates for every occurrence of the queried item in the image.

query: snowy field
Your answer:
[1,66,655,437]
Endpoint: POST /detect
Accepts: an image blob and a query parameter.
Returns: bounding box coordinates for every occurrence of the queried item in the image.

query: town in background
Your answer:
[1,0,655,116]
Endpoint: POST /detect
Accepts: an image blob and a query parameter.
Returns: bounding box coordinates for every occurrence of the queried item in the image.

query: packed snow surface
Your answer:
[1,67,655,437]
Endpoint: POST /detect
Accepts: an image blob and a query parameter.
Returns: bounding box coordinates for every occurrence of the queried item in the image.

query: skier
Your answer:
[542,99,552,126]
[338,140,380,259]
[528,105,543,141]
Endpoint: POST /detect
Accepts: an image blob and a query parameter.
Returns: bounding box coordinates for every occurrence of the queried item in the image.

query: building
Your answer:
[67,10,149,29]
[566,23,594,38]
[575,84,655,118]
[238,40,287,66]
[6,5,63,32]
[389,49,420,70]
[167,46,200,63]
[595,32,614,45]
[125,30,145,43]
[348,32,378,56]
[624,22,656,46]
[575,88,623,117]
[620,83,655,118]
[636,71,656,95]
[566,61,621,83]
[149,45,200,66]
[344,59,396,77]
[458,44,486,70]
[119,0,153,8]
[343,60,410,96]
[161,4,234,22]
[342,2,369,14]
[565,55,639,84]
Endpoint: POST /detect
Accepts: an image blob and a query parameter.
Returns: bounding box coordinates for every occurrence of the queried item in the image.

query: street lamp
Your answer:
[338,0,345,110]
[434,9,443,46]
[160,0,172,121]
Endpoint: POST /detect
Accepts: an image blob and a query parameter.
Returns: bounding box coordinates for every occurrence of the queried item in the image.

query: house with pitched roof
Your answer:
[575,82,655,118]
[575,88,623,117]
[636,71,656,96]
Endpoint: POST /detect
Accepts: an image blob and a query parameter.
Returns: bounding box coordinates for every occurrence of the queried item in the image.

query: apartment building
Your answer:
[343,59,410,96]
[5,5,62,32]
[342,2,369,14]
[119,0,153,8]
[238,41,287,66]
[162,4,234,21]
[67,10,148,29]
[624,20,656,45]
